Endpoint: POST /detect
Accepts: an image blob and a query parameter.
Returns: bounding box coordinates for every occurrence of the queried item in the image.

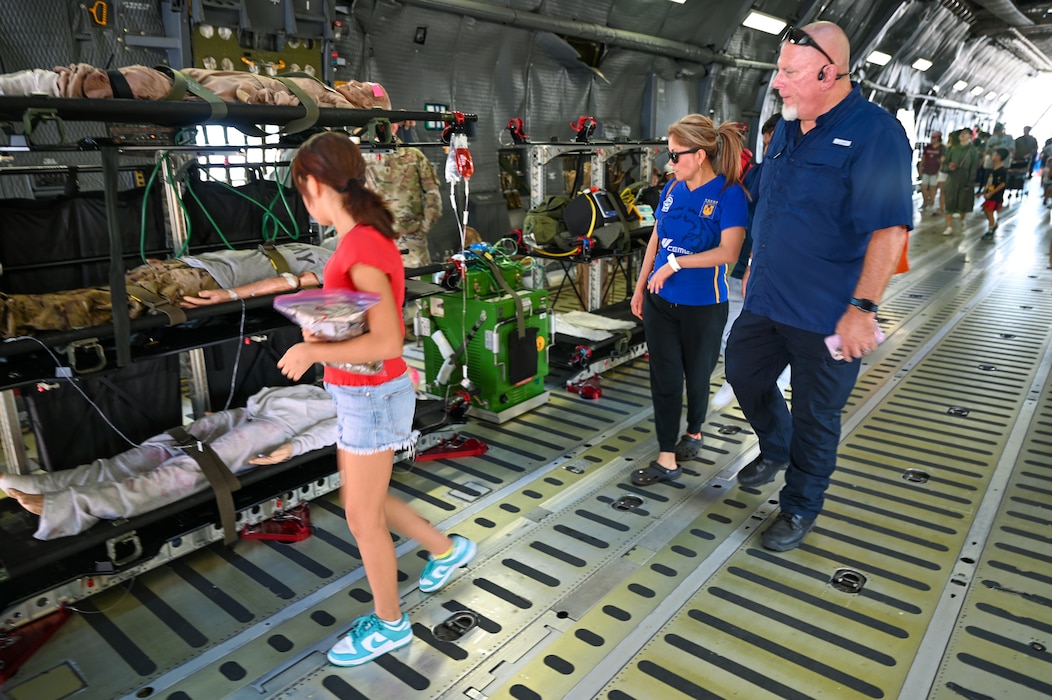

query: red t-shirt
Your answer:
[322,223,407,386]
[921,143,944,175]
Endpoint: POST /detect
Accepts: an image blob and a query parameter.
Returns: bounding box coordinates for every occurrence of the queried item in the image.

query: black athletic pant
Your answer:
[643,291,727,454]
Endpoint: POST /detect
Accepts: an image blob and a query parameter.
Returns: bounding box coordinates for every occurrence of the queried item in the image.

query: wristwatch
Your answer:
[849,297,878,313]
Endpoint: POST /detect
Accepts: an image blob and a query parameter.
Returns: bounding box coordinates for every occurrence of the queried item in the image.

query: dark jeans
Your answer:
[643,291,727,453]
[725,311,861,520]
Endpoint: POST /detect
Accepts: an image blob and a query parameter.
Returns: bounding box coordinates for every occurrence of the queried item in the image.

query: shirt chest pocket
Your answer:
[800,147,850,183]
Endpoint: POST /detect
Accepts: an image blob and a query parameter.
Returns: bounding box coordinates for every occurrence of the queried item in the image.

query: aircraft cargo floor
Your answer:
[4,191,1052,699]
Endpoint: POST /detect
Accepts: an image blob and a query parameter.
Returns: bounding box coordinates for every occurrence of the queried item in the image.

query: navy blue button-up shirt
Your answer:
[744,84,913,334]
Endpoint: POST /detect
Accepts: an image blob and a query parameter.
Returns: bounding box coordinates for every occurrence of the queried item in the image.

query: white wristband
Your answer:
[280,272,299,290]
[227,288,239,301]
[667,253,681,272]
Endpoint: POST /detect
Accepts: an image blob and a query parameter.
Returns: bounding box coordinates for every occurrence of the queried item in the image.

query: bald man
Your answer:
[725,22,913,551]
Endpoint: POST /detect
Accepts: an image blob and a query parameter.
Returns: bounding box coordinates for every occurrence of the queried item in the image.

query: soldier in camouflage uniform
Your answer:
[363,141,442,268]
[361,89,442,269]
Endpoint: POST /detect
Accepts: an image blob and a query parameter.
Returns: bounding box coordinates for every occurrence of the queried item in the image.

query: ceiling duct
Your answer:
[969,0,1033,27]
[862,79,999,115]
[398,0,736,66]
[1002,29,1052,71]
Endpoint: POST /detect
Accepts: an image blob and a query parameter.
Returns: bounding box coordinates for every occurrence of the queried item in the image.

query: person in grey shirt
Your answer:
[0,243,331,336]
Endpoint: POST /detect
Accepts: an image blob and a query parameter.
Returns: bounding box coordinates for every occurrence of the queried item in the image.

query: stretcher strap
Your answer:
[272,76,319,134]
[155,66,230,123]
[166,425,242,545]
[477,253,526,338]
[125,284,187,325]
[260,242,291,274]
[106,70,135,99]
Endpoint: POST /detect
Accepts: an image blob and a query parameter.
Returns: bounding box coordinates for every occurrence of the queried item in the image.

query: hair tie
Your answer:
[342,176,366,192]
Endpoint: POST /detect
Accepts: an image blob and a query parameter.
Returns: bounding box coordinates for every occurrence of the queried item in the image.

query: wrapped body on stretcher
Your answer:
[0,242,331,337]
[0,65,390,111]
[0,384,337,540]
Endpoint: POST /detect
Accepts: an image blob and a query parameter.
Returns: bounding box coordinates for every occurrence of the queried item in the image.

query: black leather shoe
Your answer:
[761,511,814,551]
[736,455,789,487]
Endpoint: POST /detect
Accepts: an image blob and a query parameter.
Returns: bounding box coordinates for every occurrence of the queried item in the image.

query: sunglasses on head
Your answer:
[780,25,849,80]
[667,147,701,164]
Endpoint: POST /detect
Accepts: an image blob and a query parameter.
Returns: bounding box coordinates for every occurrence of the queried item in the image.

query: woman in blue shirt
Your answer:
[629,115,748,485]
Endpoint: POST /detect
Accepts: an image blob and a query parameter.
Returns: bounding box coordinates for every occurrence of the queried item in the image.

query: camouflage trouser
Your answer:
[0,259,220,337]
[400,231,431,269]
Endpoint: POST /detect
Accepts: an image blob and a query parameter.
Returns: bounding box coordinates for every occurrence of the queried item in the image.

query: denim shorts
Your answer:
[325,374,418,454]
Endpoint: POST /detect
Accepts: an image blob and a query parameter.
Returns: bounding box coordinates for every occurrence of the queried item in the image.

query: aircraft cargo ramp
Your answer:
[4,199,1051,700]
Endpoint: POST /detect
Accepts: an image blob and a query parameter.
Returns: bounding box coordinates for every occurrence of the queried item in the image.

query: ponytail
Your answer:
[714,121,744,187]
[668,115,746,191]
[340,177,397,239]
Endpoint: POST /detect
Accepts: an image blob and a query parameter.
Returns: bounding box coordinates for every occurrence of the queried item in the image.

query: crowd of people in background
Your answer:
[917,122,1052,237]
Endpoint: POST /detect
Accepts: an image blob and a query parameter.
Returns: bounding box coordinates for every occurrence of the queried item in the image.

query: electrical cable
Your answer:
[5,336,140,450]
[220,298,248,412]
[164,154,194,258]
[195,165,302,243]
[139,151,168,263]
[181,171,237,252]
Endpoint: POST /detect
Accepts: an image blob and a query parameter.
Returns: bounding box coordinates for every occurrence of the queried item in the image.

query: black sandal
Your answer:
[631,461,682,486]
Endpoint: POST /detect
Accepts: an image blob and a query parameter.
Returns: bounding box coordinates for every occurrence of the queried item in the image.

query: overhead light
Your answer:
[911,58,933,72]
[931,84,940,92]
[970,85,985,96]
[952,80,968,91]
[866,51,892,66]
[742,10,787,35]
[985,91,998,100]
[668,0,686,4]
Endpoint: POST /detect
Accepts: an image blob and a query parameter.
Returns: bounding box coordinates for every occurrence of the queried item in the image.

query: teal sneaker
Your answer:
[419,535,477,593]
[327,613,412,667]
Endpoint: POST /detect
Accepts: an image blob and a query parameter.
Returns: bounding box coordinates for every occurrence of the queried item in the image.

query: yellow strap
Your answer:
[260,243,291,274]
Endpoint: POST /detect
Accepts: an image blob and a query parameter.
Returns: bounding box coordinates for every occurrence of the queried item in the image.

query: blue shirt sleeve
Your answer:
[720,183,749,230]
[849,113,915,237]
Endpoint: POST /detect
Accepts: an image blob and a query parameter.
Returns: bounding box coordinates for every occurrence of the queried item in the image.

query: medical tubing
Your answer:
[139,152,168,263]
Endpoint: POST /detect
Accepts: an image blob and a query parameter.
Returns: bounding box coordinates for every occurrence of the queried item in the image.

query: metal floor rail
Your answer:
[4,197,1051,700]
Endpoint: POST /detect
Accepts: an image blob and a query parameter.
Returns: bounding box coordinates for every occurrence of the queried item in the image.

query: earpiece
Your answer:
[818,66,826,81]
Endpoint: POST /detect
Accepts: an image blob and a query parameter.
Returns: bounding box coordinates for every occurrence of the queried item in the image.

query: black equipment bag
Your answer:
[0,188,167,294]
[25,355,182,472]
[202,325,317,410]
[182,174,310,253]
[562,190,630,252]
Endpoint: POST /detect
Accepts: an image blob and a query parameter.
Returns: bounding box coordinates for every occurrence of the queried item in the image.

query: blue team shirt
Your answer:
[651,174,748,306]
[745,83,914,334]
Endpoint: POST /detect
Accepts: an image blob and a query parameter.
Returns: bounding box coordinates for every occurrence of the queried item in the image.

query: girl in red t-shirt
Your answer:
[279,132,476,667]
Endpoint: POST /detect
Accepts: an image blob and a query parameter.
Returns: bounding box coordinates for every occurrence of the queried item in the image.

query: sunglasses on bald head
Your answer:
[780,25,849,80]
[667,147,701,164]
